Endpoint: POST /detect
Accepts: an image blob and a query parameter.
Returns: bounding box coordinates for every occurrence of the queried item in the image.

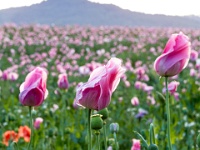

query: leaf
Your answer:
[133,131,149,148]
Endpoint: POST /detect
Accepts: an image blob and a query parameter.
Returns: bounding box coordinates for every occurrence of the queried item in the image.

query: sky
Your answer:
[0,0,199,16]
[0,0,44,10]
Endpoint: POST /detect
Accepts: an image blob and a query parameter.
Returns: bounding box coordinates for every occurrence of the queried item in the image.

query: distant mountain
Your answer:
[0,0,200,28]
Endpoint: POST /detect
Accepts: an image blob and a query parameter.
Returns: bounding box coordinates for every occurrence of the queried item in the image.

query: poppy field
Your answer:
[0,24,200,150]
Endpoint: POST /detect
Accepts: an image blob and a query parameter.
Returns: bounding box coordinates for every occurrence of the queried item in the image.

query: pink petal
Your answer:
[77,84,101,110]
[97,75,111,110]
[19,88,44,106]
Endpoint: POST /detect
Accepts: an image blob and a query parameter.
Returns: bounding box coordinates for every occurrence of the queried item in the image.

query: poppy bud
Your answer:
[97,108,109,120]
[154,32,191,77]
[110,123,119,134]
[19,67,48,106]
[57,73,69,90]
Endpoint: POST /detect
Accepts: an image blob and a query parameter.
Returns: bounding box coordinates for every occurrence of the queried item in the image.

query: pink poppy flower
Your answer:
[57,73,69,89]
[8,72,18,81]
[34,117,43,129]
[2,70,9,80]
[131,139,141,150]
[0,70,2,79]
[19,67,48,106]
[75,57,125,110]
[190,50,198,61]
[154,32,191,77]
[162,81,179,95]
[190,68,196,77]
[131,97,139,106]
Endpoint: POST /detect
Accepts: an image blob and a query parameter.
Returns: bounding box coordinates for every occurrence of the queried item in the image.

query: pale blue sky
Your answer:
[0,0,199,16]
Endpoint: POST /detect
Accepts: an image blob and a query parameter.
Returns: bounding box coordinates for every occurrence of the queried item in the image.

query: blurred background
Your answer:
[0,0,200,28]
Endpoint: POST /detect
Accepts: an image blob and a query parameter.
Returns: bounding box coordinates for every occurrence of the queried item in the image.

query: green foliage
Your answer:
[0,25,200,149]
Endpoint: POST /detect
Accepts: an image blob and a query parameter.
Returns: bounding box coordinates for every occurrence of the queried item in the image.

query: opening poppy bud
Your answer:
[57,73,69,90]
[97,108,109,120]
[148,144,159,150]
[19,67,48,106]
[154,32,191,77]
[34,117,43,129]
[110,123,119,134]
[91,114,103,130]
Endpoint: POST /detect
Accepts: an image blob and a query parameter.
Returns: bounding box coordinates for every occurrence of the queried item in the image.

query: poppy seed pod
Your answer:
[148,144,159,150]
[91,114,103,130]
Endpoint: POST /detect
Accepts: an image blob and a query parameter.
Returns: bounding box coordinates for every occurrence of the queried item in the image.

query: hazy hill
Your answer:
[0,0,200,28]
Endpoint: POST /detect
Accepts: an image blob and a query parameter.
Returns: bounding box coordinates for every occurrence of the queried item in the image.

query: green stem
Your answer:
[114,132,119,150]
[28,106,33,150]
[88,109,92,150]
[14,142,19,150]
[96,132,100,150]
[165,77,172,150]
[68,134,70,150]
[61,98,65,141]
[103,123,107,150]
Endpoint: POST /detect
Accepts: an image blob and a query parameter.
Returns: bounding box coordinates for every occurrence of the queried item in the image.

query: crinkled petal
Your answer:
[106,58,125,92]
[163,34,177,53]
[88,66,106,81]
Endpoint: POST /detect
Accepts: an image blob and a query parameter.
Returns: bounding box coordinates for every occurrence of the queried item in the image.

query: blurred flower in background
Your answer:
[34,117,43,129]
[2,130,19,146]
[18,126,31,142]
[57,73,69,90]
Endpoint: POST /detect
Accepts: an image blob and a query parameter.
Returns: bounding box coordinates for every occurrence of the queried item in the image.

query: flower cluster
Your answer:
[2,126,31,146]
